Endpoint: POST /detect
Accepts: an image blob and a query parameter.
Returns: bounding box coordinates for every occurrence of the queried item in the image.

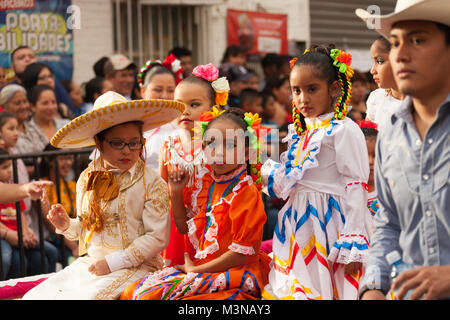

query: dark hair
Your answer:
[0,148,10,165]
[142,64,175,88]
[39,143,59,178]
[436,22,450,46]
[28,84,55,106]
[263,74,289,96]
[0,111,17,130]
[59,79,74,95]
[204,107,262,191]
[169,47,192,58]
[179,75,216,107]
[261,53,280,69]
[221,45,244,64]
[352,69,368,85]
[291,44,352,134]
[96,120,144,142]
[361,127,378,138]
[84,77,105,103]
[19,62,53,93]
[239,88,260,107]
[374,36,391,52]
[10,45,32,63]
[93,57,109,78]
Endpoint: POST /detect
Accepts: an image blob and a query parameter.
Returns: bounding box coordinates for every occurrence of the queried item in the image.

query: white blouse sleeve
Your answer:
[328,119,371,265]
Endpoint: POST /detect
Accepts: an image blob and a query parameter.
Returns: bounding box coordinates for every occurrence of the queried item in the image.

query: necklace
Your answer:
[202,169,245,244]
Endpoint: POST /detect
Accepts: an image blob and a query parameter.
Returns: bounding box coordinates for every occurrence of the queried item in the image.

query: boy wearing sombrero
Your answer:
[356,0,450,300]
[23,91,185,299]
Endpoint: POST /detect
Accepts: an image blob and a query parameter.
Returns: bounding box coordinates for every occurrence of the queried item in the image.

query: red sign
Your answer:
[0,0,35,11]
[227,9,288,55]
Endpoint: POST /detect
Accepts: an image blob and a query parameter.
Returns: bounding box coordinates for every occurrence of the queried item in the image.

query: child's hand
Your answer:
[344,261,362,275]
[24,181,53,199]
[88,258,111,276]
[47,204,70,232]
[176,252,197,274]
[167,167,189,194]
[23,229,38,249]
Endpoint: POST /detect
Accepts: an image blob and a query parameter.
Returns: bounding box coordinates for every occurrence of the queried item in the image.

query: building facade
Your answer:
[72,0,394,85]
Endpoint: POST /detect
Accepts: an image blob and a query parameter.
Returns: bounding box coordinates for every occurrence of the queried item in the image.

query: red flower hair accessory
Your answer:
[357,119,378,131]
[137,54,184,87]
[162,54,184,84]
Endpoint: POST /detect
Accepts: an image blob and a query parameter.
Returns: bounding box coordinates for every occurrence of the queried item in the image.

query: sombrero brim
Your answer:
[355,0,450,38]
[51,99,185,148]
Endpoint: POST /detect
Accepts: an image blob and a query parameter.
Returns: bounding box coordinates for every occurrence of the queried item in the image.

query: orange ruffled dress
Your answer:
[121,165,270,300]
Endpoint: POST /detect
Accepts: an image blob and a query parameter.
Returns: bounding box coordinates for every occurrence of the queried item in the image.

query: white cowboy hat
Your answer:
[51,91,185,149]
[355,0,450,38]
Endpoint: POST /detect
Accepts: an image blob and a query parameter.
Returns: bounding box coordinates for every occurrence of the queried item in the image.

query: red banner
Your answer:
[227,9,288,55]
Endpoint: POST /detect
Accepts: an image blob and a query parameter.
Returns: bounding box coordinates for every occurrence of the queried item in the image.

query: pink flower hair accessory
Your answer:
[192,63,219,82]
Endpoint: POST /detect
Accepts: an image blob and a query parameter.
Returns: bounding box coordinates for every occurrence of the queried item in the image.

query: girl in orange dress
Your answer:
[159,63,229,267]
[121,108,270,300]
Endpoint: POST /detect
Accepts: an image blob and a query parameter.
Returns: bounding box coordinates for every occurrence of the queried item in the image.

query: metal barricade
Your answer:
[0,147,93,281]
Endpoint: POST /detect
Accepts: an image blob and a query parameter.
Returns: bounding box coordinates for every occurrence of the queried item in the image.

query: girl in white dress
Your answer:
[262,45,370,300]
[366,36,404,130]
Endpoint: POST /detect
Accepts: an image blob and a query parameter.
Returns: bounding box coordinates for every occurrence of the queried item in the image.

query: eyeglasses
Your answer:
[104,139,143,150]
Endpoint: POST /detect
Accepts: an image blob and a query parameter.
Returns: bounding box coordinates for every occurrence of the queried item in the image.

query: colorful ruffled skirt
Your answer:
[121,255,270,300]
[262,191,368,300]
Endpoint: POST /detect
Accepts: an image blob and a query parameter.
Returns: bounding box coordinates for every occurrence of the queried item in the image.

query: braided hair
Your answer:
[290,44,353,136]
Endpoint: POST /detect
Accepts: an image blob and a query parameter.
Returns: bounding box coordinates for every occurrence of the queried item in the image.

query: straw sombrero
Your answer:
[355,0,450,38]
[51,91,185,149]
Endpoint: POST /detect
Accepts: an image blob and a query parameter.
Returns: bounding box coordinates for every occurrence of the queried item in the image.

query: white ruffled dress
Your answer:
[261,112,370,300]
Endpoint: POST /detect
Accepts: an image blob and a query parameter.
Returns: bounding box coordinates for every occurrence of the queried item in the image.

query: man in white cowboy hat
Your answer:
[356,0,450,300]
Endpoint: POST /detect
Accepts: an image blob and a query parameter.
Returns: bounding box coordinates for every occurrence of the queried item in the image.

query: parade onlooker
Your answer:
[103,54,136,99]
[10,46,76,115]
[168,47,193,77]
[263,74,291,123]
[260,53,280,91]
[39,144,79,266]
[16,85,69,155]
[356,0,450,300]
[60,80,84,117]
[348,70,369,121]
[20,63,75,120]
[0,67,7,91]
[0,84,31,135]
[238,88,263,115]
[93,56,109,78]
[0,148,57,279]
[81,77,114,114]
[226,65,251,108]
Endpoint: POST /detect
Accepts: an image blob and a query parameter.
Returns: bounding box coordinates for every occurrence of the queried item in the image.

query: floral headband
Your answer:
[197,108,263,191]
[137,54,184,87]
[192,63,230,107]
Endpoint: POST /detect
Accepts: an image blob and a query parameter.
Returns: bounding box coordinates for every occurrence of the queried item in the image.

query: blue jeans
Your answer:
[1,239,58,279]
